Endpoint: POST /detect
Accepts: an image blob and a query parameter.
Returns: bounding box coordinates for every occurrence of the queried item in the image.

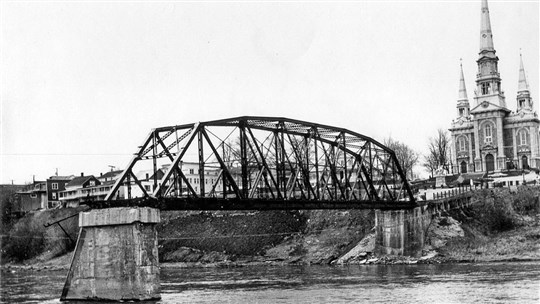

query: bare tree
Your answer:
[424,129,451,176]
[384,137,419,181]
[423,153,438,178]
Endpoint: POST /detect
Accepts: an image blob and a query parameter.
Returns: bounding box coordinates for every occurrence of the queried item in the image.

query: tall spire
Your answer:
[518,52,529,93]
[473,0,506,111]
[479,0,495,53]
[458,59,469,102]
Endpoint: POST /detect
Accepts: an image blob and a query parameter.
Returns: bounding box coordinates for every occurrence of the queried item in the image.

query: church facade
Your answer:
[449,0,539,174]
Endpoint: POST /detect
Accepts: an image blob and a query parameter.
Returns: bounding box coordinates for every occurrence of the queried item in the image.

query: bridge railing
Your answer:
[424,184,475,201]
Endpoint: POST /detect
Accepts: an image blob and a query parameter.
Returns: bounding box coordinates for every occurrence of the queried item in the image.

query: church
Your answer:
[449,0,538,174]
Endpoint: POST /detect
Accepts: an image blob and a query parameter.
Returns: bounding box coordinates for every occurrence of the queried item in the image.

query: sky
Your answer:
[1,0,538,184]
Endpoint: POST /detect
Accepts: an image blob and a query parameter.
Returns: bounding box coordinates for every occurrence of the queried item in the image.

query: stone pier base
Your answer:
[61,207,161,301]
[374,207,429,257]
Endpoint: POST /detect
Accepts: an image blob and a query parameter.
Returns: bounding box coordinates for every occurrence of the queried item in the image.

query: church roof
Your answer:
[518,53,529,93]
[470,100,510,114]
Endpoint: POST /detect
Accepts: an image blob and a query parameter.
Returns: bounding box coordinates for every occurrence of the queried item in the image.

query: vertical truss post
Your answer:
[175,127,181,197]
[172,169,178,197]
[126,173,131,199]
[198,130,205,197]
[313,128,320,199]
[179,162,183,196]
[342,132,349,199]
[152,131,158,191]
[280,123,286,198]
[331,145,337,199]
[240,122,248,199]
[222,142,227,199]
[274,130,281,198]
[305,136,311,200]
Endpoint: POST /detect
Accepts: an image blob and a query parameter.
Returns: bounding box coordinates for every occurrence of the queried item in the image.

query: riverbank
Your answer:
[2,187,539,270]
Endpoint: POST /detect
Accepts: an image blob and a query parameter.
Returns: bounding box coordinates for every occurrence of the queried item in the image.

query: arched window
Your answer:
[519,129,529,146]
[481,82,491,95]
[484,124,492,144]
[459,137,467,152]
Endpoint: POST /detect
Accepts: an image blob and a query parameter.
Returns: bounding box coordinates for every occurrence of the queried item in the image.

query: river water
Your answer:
[1,261,539,303]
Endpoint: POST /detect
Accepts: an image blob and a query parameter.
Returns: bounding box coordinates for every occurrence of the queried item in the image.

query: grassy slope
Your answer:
[431,187,540,262]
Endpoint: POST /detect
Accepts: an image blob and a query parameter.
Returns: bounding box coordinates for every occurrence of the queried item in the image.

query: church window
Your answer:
[519,130,528,146]
[459,108,464,116]
[459,137,466,151]
[481,83,490,95]
[484,124,492,143]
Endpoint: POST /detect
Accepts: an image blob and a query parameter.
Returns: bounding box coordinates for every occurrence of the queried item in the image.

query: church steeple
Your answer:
[518,53,529,93]
[517,53,533,112]
[473,0,507,111]
[457,60,470,118]
[458,61,469,102]
[479,0,495,53]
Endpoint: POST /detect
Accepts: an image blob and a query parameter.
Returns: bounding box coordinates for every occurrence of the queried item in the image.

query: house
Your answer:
[98,170,123,183]
[15,181,47,212]
[46,175,74,208]
[59,174,101,207]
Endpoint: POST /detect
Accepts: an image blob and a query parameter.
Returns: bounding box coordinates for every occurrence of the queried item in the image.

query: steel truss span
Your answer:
[105,116,416,207]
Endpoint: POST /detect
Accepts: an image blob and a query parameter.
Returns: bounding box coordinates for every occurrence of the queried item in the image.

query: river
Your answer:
[1,261,539,303]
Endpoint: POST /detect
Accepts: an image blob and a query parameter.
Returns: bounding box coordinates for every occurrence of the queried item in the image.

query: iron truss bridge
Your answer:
[103,116,416,210]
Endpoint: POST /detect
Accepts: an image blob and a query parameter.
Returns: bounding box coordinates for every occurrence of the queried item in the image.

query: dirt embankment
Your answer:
[158,209,375,266]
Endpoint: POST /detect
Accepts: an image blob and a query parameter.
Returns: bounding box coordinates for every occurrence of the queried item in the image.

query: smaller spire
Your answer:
[458,59,469,102]
[518,52,529,93]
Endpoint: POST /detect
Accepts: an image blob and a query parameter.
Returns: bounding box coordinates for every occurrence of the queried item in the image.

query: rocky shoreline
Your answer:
[3,248,539,274]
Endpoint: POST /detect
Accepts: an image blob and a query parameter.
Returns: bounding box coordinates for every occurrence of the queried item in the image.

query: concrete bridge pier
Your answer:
[374,206,430,257]
[61,207,161,301]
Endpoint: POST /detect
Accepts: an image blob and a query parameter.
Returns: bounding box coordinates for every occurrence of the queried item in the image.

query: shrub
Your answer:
[1,207,82,263]
[2,215,45,262]
[470,189,517,233]
[513,186,539,215]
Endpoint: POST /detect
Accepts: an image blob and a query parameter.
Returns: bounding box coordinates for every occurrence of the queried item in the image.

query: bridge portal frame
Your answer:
[105,116,416,206]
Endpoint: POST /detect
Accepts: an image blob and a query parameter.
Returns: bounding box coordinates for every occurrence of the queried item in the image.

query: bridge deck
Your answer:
[86,197,419,211]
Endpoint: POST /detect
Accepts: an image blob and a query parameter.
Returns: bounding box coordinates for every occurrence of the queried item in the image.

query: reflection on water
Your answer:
[1,261,539,303]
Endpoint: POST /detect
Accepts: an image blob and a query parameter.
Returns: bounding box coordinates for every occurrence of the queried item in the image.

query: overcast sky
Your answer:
[1,0,538,184]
